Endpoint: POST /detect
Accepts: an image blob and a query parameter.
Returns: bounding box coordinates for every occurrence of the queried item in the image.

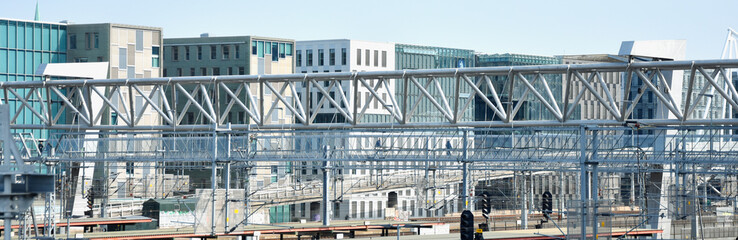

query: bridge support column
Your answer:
[211,131,218,235]
[461,130,471,211]
[521,172,527,230]
[322,145,331,226]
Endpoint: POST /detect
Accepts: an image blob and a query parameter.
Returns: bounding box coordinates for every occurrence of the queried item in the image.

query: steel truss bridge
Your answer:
[4,59,738,239]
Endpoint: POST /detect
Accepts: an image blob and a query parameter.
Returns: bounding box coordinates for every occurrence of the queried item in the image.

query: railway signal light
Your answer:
[481,193,491,220]
[460,210,474,240]
[542,191,553,218]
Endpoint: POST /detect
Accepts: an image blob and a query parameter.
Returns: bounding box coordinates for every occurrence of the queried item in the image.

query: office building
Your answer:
[0,18,67,140]
[163,35,295,125]
[295,39,396,123]
[475,53,561,121]
[162,35,296,207]
[395,44,476,123]
[559,54,622,120]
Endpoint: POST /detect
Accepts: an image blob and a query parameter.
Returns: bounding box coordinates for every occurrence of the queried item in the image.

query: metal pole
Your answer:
[592,164,598,238]
[211,130,218,235]
[4,217,10,240]
[579,126,588,239]
[244,166,251,226]
[521,172,527,230]
[691,163,698,240]
[322,145,331,226]
[224,132,232,232]
[224,161,231,232]
[591,130,599,238]
[461,130,469,210]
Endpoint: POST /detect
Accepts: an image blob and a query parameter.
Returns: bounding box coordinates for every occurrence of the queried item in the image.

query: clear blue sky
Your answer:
[4,0,737,59]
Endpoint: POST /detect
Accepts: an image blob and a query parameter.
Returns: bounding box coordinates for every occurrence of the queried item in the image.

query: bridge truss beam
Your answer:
[3,59,738,131]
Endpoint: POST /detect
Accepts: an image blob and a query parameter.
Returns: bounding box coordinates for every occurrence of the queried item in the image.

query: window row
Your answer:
[296,48,350,67]
[0,21,67,51]
[169,44,242,62]
[296,48,387,68]
[251,41,293,61]
[0,49,66,74]
[68,32,99,50]
[356,49,387,67]
[164,66,246,77]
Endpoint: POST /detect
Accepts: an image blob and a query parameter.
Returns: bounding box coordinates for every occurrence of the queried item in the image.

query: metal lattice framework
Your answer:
[3,59,738,131]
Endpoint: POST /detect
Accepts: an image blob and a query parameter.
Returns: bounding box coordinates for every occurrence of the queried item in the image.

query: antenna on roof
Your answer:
[34,1,40,21]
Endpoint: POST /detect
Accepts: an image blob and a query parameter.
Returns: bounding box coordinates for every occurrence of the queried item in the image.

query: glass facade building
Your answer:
[395,44,476,123]
[0,18,67,140]
[475,53,561,121]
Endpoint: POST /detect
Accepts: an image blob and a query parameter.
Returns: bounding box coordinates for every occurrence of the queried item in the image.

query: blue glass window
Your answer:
[285,43,293,56]
[17,24,25,49]
[0,20,7,48]
[42,25,50,51]
[257,41,264,58]
[51,27,59,52]
[252,41,257,55]
[296,50,302,67]
[318,49,324,66]
[59,28,66,50]
[8,24,16,48]
[272,43,278,61]
[265,41,271,55]
[279,43,285,58]
[0,50,7,72]
[8,50,16,74]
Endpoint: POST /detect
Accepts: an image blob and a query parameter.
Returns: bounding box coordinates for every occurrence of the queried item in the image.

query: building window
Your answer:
[227,67,233,75]
[190,68,195,76]
[119,48,127,69]
[342,48,347,65]
[201,67,207,75]
[318,49,324,66]
[69,34,77,49]
[210,45,217,59]
[356,49,361,65]
[223,45,230,59]
[252,41,257,55]
[329,49,336,66]
[272,108,281,123]
[265,42,272,55]
[213,67,220,76]
[257,41,264,58]
[185,47,190,60]
[239,67,245,75]
[306,49,313,66]
[272,43,279,61]
[94,33,99,49]
[382,51,387,67]
[84,33,91,49]
[296,50,302,67]
[172,46,179,61]
[176,68,182,76]
[152,46,160,68]
[235,45,240,59]
[197,46,202,60]
[365,49,370,66]
[135,30,143,51]
[374,50,379,67]
[279,43,286,58]
[286,43,293,56]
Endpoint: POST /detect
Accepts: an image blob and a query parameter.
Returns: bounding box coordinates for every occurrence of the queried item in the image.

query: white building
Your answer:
[296,39,396,117]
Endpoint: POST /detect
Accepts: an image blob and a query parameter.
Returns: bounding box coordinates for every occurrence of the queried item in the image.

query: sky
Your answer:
[3,0,738,60]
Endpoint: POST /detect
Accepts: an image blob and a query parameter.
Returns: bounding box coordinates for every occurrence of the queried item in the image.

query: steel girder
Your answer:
[3,59,738,131]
